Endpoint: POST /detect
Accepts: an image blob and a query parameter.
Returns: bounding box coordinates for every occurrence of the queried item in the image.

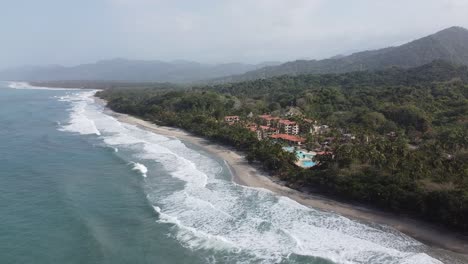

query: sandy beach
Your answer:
[97,98,468,261]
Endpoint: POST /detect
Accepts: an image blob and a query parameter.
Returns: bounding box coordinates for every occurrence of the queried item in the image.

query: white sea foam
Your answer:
[6,81,80,91]
[59,91,101,135]
[57,91,444,264]
[131,162,148,177]
[154,206,236,251]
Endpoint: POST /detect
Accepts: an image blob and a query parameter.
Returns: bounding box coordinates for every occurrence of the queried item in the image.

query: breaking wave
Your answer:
[57,90,443,264]
[6,81,80,91]
[131,162,148,177]
[58,91,101,135]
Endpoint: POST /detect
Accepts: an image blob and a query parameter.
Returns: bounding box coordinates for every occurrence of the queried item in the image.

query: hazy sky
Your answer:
[1,0,468,69]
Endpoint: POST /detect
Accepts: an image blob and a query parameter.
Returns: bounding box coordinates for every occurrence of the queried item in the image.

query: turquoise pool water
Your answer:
[283,146,294,152]
[283,147,316,167]
[296,151,314,159]
[301,160,317,168]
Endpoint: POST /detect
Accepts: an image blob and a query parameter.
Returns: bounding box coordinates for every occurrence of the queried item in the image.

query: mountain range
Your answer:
[0,59,280,83]
[1,26,467,83]
[217,26,468,82]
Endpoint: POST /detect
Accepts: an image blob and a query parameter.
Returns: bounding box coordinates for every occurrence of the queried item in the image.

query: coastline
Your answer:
[96,97,468,260]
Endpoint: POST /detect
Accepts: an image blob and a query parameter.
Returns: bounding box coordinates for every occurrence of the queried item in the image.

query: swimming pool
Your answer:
[301,160,316,168]
[283,147,317,168]
[296,151,315,160]
[283,146,294,152]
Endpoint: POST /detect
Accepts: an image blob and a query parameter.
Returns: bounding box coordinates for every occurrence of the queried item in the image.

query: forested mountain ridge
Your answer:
[217,26,468,82]
[0,59,281,83]
[207,60,468,96]
[97,60,468,232]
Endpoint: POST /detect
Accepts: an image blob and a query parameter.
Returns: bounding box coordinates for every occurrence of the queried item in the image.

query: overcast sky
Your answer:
[1,0,468,69]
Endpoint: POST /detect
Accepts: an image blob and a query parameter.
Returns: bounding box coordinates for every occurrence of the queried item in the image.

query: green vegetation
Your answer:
[97,61,468,233]
[219,26,468,82]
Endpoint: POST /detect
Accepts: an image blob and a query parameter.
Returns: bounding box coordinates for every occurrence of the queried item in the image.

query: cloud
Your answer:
[103,0,468,63]
[105,0,328,61]
[2,0,468,68]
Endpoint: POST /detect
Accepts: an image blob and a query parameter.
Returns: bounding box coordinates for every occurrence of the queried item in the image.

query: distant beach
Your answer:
[97,96,468,260]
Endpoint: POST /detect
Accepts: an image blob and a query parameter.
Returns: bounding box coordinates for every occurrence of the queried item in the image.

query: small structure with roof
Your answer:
[224,115,240,124]
[311,124,329,135]
[259,125,279,139]
[258,114,280,126]
[247,124,262,140]
[270,134,305,145]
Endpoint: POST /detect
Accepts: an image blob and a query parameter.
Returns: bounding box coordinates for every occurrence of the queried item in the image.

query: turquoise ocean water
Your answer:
[0,82,458,264]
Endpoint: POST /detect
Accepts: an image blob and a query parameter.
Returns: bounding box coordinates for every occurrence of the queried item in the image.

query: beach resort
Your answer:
[224,112,336,168]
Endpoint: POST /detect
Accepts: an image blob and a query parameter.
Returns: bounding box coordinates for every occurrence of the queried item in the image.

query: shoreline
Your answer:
[96,98,468,260]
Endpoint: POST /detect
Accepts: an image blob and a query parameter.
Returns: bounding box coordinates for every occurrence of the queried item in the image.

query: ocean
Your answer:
[0,82,456,264]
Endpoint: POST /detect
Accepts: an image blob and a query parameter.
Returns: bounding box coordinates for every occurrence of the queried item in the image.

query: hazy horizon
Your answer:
[2,0,468,70]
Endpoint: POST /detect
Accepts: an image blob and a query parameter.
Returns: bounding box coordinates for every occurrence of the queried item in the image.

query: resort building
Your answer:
[311,124,329,135]
[279,119,299,135]
[224,115,240,124]
[258,114,280,126]
[259,125,279,139]
[270,134,305,145]
[247,124,262,140]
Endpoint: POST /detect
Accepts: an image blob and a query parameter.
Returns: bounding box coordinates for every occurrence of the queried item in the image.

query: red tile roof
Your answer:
[279,119,297,125]
[260,125,277,131]
[246,123,257,130]
[270,134,305,142]
[316,151,333,155]
[259,115,280,121]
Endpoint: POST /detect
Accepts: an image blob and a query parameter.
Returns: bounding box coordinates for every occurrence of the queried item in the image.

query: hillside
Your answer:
[0,59,280,83]
[219,26,468,82]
